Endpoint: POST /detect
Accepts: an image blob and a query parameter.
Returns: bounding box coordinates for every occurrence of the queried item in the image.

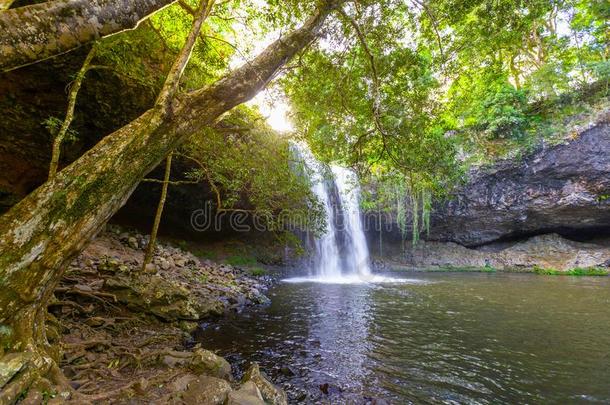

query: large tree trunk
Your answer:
[0,1,339,401]
[0,0,177,72]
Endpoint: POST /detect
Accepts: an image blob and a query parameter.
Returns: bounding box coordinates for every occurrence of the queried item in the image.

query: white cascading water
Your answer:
[291,143,371,279]
[291,143,341,278]
[287,142,419,284]
[331,166,371,276]
[309,165,342,278]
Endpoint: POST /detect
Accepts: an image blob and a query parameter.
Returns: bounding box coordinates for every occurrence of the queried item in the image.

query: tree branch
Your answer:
[156,0,215,115]
[337,7,401,167]
[141,152,173,272]
[0,0,177,72]
[48,45,97,179]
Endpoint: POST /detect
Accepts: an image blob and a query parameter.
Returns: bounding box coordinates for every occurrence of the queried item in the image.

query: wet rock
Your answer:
[279,365,296,377]
[295,391,308,401]
[181,375,232,405]
[189,348,232,380]
[243,362,288,405]
[226,381,265,405]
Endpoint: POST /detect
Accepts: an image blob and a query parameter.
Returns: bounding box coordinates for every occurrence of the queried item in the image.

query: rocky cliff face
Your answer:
[427,117,610,246]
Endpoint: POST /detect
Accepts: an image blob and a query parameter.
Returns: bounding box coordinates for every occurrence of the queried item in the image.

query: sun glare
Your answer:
[249,91,294,133]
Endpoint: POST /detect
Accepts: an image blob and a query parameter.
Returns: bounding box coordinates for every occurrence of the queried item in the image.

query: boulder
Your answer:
[181,375,232,405]
[103,274,220,321]
[243,362,287,405]
[226,381,265,405]
[189,348,232,381]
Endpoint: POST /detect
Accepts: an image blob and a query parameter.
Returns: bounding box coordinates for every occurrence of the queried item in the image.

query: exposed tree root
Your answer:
[1,228,273,403]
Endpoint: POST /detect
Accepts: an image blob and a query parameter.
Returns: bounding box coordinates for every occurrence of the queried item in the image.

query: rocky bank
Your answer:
[381,233,610,272]
[16,226,288,404]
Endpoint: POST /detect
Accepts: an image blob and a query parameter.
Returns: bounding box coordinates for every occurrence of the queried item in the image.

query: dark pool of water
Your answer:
[195,272,610,404]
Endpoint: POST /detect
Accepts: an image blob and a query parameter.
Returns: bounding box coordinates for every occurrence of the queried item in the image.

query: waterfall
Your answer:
[332,166,371,276]
[309,163,342,278]
[292,143,371,278]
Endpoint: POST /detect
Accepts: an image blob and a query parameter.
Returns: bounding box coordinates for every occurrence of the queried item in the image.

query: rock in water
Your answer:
[243,362,288,405]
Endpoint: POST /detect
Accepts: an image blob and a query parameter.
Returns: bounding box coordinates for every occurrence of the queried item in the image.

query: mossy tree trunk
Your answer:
[0,0,177,72]
[0,1,341,401]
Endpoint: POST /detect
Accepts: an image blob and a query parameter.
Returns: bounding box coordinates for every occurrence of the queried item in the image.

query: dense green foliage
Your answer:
[37,0,610,242]
[180,107,326,242]
[280,0,608,232]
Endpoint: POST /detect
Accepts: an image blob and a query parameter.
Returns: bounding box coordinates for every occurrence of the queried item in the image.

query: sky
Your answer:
[226,6,295,134]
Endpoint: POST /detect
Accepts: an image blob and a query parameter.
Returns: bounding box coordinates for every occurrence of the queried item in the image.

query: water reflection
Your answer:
[196,273,610,404]
[306,283,372,397]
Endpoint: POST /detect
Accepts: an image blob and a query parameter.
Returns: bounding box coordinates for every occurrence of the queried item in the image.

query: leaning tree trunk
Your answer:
[0,0,177,72]
[0,1,340,401]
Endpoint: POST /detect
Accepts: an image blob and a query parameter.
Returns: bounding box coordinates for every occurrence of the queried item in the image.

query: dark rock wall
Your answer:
[429,119,610,246]
[366,117,610,250]
[0,47,156,211]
